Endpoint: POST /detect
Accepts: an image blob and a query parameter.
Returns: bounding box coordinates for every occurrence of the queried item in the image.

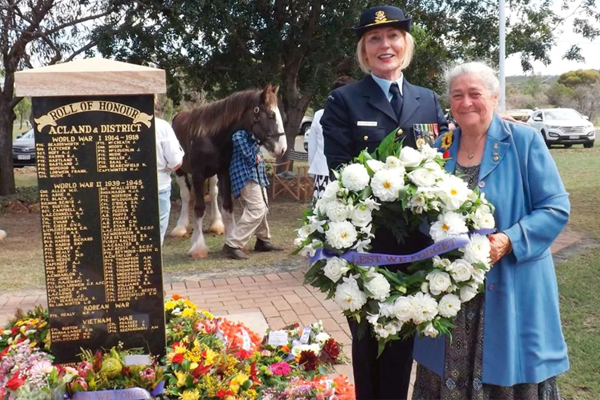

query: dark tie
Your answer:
[389,82,403,120]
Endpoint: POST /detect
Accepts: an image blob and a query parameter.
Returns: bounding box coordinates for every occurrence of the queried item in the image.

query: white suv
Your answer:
[527,108,595,148]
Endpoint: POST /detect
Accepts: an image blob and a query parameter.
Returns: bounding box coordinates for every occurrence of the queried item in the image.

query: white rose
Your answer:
[408,168,436,187]
[411,293,439,324]
[461,234,492,266]
[364,271,391,301]
[393,296,414,322]
[420,282,429,293]
[471,267,486,284]
[471,206,496,230]
[438,294,461,318]
[420,144,441,160]
[325,199,351,222]
[341,164,370,191]
[325,221,357,249]
[399,146,424,168]
[378,302,395,317]
[426,270,452,295]
[423,322,439,338]
[323,257,351,282]
[460,284,479,302]
[432,256,452,270]
[334,276,368,312]
[423,160,445,178]
[446,259,473,282]
[351,204,373,227]
[366,159,385,172]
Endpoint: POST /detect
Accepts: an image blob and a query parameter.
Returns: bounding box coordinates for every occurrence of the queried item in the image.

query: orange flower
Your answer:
[172,294,184,300]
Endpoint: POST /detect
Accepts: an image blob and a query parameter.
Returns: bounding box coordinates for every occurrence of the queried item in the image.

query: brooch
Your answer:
[441,131,453,150]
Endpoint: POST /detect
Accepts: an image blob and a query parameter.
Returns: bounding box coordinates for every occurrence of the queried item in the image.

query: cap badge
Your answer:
[374,10,387,23]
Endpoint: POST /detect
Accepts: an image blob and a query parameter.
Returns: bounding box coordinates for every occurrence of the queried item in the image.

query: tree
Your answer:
[558,69,600,87]
[555,69,600,120]
[0,0,119,195]
[14,97,30,129]
[94,0,600,160]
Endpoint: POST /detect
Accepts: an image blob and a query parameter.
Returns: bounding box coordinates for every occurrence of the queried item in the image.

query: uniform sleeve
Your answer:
[321,91,354,172]
[502,131,570,262]
[433,92,449,135]
[162,122,185,170]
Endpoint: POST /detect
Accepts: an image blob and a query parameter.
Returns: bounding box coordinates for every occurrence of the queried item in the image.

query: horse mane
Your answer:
[185,88,275,138]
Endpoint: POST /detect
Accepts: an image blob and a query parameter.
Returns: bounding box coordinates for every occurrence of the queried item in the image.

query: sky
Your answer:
[505,3,600,76]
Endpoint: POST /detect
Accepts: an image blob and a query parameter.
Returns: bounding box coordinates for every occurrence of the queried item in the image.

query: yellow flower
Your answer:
[229,373,249,394]
[165,301,176,311]
[175,371,188,387]
[181,308,195,318]
[183,299,197,309]
[201,310,215,320]
[245,389,258,399]
[204,348,218,365]
[441,131,453,150]
[179,389,200,400]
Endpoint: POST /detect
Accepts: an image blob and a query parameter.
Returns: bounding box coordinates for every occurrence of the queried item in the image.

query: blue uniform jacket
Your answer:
[413,114,570,386]
[321,74,448,171]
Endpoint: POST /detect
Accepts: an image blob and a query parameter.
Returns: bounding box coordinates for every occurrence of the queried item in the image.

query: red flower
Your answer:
[443,150,450,159]
[172,353,184,364]
[0,346,9,360]
[321,338,340,362]
[217,389,234,399]
[191,361,211,378]
[236,349,252,360]
[93,349,103,370]
[250,361,261,385]
[77,361,94,378]
[298,350,319,371]
[6,372,26,391]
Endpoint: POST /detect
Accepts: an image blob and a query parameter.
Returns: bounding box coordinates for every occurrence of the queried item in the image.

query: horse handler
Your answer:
[223,129,282,260]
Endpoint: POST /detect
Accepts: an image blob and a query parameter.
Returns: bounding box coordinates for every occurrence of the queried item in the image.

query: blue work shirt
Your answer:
[230,130,269,199]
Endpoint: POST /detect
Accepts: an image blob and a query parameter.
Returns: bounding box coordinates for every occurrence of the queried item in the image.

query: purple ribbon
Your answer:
[310,229,495,267]
[71,381,164,400]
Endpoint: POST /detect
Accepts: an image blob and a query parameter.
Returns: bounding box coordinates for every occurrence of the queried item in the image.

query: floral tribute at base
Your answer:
[294,130,496,353]
[0,295,354,399]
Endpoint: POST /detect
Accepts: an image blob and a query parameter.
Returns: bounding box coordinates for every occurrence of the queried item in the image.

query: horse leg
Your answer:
[170,172,191,237]
[207,175,225,235]
[188,174,209,259]
[217,171,236,241]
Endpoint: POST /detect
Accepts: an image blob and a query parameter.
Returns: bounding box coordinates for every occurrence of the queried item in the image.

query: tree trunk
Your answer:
[0,102,16,195]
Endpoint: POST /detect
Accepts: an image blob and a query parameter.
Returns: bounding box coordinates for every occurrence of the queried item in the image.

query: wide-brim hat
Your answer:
[352,5,412,39]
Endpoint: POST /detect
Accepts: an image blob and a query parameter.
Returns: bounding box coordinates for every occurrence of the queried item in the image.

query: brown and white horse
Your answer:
[0,229,6,242]
[169,84,287,258]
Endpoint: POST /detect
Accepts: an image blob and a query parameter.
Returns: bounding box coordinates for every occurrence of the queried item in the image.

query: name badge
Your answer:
[357,121,378,127]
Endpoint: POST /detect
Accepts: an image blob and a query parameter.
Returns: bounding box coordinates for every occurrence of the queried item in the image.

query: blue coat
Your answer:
[321,74,448,171]
[413,114,570,386]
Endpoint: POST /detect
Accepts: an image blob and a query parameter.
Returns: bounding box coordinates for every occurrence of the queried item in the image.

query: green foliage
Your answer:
[558,69,600,88]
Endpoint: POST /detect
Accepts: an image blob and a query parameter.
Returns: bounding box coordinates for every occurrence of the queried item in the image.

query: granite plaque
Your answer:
[32,95,166,364]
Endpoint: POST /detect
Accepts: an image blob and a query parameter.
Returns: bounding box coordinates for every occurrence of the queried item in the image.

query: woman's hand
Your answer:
[489,233,512,264]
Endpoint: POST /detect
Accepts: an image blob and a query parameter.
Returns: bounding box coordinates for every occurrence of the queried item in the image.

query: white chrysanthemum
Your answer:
[399,146,424,168]
[421,144,441,160]
[325,199,351,222]
[430,212,469,242]
[423,322,439,338]
[446,259,473,282]
[393,296,414,322]
[438,294,461,318]
[364,271,391,301]
[410,292,439,324]
[461,234,492,266]
[408,168,437,187]
[325,221,357,249]
[460,284,479,302]
[341,164,370,191]
[436,175,470,210]
[371,169,405,202]
[470,205,496,230]
[426,270,453,295]
[361,198,381,211]
[366,159,385,172]
[351,203,373,227]
[323,257,351,282]
[334,276,368,312]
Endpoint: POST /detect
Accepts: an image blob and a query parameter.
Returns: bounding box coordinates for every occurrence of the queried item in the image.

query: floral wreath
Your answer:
[294,130,495,353]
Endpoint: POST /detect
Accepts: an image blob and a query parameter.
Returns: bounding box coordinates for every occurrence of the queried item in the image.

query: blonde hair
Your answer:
[356,30,415,74]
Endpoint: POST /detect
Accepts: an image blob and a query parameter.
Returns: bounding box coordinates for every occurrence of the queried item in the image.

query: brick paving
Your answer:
[0,228,583,395]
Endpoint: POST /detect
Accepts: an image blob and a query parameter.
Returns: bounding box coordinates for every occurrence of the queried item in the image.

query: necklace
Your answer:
[463,134,486,159]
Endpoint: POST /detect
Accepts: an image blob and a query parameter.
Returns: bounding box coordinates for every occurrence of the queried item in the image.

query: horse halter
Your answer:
[252,106,285,146]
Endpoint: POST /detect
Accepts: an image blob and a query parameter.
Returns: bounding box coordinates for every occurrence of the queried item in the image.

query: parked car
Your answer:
[12,129,36,167]
[507,109,533,122]
[300,115,313,136]
[527,108,595,148]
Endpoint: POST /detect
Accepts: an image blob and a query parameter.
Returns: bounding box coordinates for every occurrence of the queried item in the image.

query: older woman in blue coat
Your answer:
[412,62,570,399]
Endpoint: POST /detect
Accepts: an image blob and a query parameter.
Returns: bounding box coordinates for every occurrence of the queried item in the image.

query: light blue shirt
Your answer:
[371,73,404,101]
